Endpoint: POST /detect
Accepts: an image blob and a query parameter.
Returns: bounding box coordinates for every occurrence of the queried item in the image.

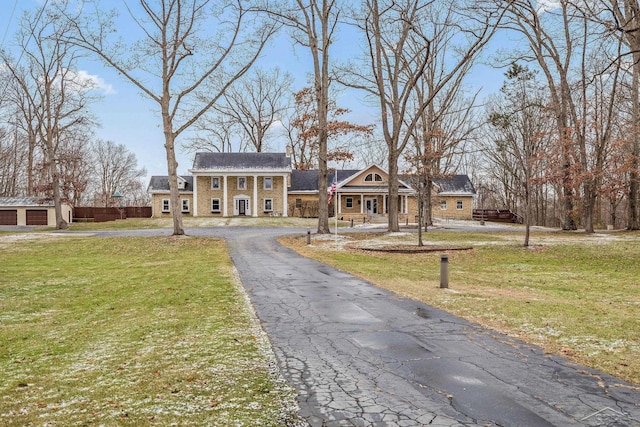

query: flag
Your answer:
[328,172,337,204]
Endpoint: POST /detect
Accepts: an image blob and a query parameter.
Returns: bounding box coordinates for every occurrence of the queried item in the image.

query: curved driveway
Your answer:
[191,227,639,427]
[76,226,640,426]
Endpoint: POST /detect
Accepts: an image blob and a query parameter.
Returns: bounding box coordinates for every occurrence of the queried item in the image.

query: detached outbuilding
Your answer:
[0,197,73,226]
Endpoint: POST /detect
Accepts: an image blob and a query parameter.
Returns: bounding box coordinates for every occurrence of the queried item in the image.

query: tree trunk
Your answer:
[162,106,184,235]
[629,50,640,230]
[387,150,400,232]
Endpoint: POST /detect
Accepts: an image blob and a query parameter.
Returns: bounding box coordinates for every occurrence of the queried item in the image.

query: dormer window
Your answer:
[365,173,383,182]
[177,177,187,190]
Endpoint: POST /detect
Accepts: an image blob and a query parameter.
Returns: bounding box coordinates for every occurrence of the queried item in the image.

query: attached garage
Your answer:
[0,210,18,225]
[0,197,73,227]
[26,210,49,225]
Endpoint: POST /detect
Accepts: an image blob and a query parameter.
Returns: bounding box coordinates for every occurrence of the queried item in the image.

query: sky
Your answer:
[0,0,507,182]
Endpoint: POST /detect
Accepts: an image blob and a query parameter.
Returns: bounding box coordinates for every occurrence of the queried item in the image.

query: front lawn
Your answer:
[0,235,299,426]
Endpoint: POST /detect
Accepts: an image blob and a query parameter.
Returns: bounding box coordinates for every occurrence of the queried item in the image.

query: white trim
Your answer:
[264,176,273,190]
[253,175,258,217]
[282,174,288,216]
[223,176,228,217]
[263,198,273,212]
[193,175,198,216]
[211,198,221,212]
[162,198,170,213]
[211,176,221,189]
[233,194,251,216]
[181,198,190,213]
[237,176,247,190]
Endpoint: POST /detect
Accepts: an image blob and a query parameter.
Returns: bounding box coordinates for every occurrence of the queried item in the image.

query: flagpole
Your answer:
[334,170,338,245]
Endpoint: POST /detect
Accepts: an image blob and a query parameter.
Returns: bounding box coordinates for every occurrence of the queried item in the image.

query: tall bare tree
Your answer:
[259,0,340,234]
[348,0,503,231]
[91,140,148,207]
[2,6,97,229]
[62,0,276,235]
[485,64,552,245]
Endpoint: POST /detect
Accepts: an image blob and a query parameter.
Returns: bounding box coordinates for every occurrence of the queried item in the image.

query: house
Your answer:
[0,197,73,226]
[147,152,476,221]
[432,175,476,220]
[148,152,291,218]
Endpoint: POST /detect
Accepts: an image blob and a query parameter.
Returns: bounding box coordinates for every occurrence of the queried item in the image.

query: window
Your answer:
[182,199,190,212]
[264,198,273,212]
[457,200,463,210]
[211,198,221,212]
[295,198,302,209]
[212,177,220,189]
[346,197,353,208]
[440,200,447,210]
[365,173,383,182]
[264,177,273,190]
[237,176,246,190]
[162,199,170,212]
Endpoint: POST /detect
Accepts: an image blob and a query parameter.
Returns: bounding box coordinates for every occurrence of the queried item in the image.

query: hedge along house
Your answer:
[0,197,73,226]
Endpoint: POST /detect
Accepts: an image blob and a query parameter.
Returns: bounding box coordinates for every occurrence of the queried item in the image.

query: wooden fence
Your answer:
[73,206,152,222]
[472,209,523,224]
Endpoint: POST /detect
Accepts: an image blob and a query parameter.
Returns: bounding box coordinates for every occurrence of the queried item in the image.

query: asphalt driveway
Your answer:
[195,227,640,427]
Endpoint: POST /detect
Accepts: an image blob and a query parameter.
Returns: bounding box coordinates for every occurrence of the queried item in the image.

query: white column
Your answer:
[383,195,387,215]
[338,193,342,214]
[253,174,258,217]
[192,175,198,217]
[360,194,364,214]
[282,174,288,216]
[404,195,409,214]
[223,175,228,217]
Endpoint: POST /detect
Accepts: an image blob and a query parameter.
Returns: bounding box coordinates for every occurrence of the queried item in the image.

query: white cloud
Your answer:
[71,70,116,95]
[536,0,561,14]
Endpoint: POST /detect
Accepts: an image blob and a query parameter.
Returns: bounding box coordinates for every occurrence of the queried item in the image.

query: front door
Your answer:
[365,197,378,215]
[239,199,246,216]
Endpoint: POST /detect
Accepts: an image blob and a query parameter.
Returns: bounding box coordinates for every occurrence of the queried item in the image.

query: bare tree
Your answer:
[484,64,552,246]
[347,0,503,231]
[259,0,341,234]
[91,140,148,207]
[598,0,640,229]
[61,0,276,235]
[2,6,97,229]
[184,67,293,154]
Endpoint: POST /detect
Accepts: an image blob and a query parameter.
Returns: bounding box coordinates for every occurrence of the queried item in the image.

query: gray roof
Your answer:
[432,175,476,195]
[191,152,291,171]
[289,170,361,191]
[147,176,194,192]
[0,197,55,207]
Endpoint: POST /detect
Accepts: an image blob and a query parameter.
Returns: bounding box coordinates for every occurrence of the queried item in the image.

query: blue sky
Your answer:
[0,1,506,180]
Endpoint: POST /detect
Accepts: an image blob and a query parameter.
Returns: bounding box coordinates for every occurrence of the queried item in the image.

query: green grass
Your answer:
[66,216,321,231]
[282,230,640,386]
[0,235,298,426]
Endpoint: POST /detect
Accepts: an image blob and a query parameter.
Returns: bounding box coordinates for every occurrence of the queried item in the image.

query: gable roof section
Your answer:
[432,175,476,195]
[190,152,291,173]
[340,164,413,191]
[289,169,361,192]
[147,175,194,193]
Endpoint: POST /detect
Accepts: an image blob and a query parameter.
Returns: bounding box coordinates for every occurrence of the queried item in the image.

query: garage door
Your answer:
[26,210,48,225]
[0,210,18,225]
